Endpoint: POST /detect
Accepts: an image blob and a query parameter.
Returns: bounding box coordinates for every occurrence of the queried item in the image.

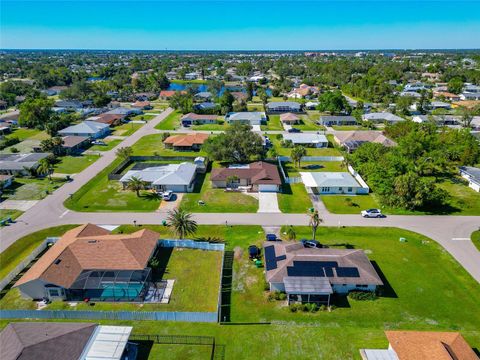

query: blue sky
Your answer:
[1,1,480,50]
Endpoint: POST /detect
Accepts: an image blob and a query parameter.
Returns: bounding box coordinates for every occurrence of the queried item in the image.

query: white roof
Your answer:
[361,349,399,360]
[283,133,328,144]
[363,112,404,122]
[300,172,360,188]
[82,325,132,360]
[59,121,109,135]
[120,162,197,186]
[227,112,265,122]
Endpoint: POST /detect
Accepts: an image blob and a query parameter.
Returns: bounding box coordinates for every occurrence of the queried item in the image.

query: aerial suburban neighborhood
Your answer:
[1,1,480,358]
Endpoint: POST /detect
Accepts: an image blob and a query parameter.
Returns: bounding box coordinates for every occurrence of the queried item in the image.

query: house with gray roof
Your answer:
[300,172,365,194]
[0,322,134,360]
[459,166,480,192]
[266,101,302,113]
[283,133,328,148]
[120,162,198,192]
[225,111,266,126]
[263,241,382,305]
[0,153,50,176]
[105,107,142,116]
[58,121,110,139]
[319,115,357,126]
[362,112,404,124]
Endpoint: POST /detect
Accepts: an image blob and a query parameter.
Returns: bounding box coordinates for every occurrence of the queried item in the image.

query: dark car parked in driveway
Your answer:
[301,239,322,248]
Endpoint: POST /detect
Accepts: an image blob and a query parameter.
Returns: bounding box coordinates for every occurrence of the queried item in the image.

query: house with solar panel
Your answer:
[263,242,383,305]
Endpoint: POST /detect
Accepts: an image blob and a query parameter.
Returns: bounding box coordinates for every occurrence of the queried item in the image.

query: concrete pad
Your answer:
[157,193,183,212]
[258,192,280,213]
[251,125,261,132]
[0,200,38,211]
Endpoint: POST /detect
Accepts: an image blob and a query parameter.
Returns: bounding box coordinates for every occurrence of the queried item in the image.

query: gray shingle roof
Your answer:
[58,121,110,135]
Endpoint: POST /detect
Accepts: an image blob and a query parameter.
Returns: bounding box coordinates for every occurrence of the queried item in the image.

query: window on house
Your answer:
[321,187,330,192]
[356,285,368,288]
[48,289,60,297]
[348,187,352,192]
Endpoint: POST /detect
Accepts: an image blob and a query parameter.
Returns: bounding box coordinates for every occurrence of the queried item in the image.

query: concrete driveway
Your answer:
[258,192,280,213]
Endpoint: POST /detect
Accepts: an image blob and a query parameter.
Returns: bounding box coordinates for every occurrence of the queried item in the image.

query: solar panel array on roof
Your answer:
[287,260,360,279]
[264,245,286,271]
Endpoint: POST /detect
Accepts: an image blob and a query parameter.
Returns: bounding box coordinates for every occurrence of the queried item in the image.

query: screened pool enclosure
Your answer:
[68,269,152,302]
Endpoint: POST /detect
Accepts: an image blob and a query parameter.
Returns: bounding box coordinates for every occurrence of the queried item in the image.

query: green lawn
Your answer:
[44,248,222,312]
[191,123,225,131]
[332,125,364,131]
[131,114,156,121]
[1,178,67,201]
[471,230,480,251]
[131,134,207,157]
[53,155,99,174]
[6,128,43,141]
[64,158,161,212]
[89,139,122,151]
[293,115,322,131]
[261,115,283,131]
[0,209,23,224]
[321,194,380,214]
[281,161,346,177]
[113,122,144,137]
[180,172,258,213]
[1,225,479,359]
[155,111,182,130]
[0,225,78,279]
[437,177,480,215]
[277,183,312,213]
[143,344,212,360]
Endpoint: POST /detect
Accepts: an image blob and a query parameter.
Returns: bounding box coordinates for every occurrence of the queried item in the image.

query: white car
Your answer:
[162,190,173,201]
[361,209,383,218]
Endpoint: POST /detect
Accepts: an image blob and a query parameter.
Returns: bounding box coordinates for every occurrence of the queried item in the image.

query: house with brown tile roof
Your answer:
[163,133,209,151]
[132,100,152,110]
[0,322,134,360]
[263,241,383,305]
[61,136,90,155]
[360,330,479,360]
[88,113,125,126]
[15,224,159,302]
[210,161,281,192]
[159,90,186,99]
[280,112,300,125]
[334,130,396,152]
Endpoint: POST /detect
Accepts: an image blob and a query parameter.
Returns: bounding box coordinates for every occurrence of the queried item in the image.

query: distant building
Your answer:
[58,121,110,139]
[163,133,209,151]
[181,113,218,126]
[333,131,396,152]
[300,172,366,194]
[0,153,50,176]
[266,101,302,113]
[362,112,404,124]
[319,115,357,126]
[225,112,266,126]
[280,113,300,125]
[283,133,328,148]
[459,166,480,192]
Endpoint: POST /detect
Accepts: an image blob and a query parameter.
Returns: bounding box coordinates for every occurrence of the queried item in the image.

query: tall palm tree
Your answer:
[126,176,147,197]
[286,226,296,241]
[291,146,306,168]
[167,209,197,239]
[308,209,323,241]
[37,158,53,180]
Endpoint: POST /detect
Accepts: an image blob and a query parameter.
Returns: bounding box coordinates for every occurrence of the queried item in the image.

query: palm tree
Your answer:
[286,226,296,241]
[126,176,147,197]
[308,209,323,241]
[291,146,306,168]
[167,209,197,239]
[116,146,133,160]
[37,158,53,180]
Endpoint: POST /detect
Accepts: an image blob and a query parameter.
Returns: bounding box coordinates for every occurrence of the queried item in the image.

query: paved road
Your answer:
[1,108,479,283]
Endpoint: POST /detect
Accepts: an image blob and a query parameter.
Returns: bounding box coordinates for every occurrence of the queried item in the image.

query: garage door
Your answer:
[259,184,278,192]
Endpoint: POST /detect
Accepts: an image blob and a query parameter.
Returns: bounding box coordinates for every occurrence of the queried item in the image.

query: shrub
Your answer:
[275,134,283,140]
[263,281,270,292]
[348,291,377,301]
[289,304,299,312]
[319,304,327,311]
[269,291,287,301]
[344,197,353,206]
[267,293,276,302]
[10,147,19,153]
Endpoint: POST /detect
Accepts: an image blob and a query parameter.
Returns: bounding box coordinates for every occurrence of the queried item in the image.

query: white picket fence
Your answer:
[159,239,225,251]
[348,165,370,194]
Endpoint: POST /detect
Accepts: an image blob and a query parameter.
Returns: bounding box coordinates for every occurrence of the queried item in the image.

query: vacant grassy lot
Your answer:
[89,139,122,151]
[293,115,322,131]
[142,344,212,360]
[113,122,144,137]
[0,224,78,280]
[471,230,480,251]
[437,177,480,215]
[131,133,207,157]
[180,172,258,213]
[64,158,161,212]
[0,209,23,224]
[155,111,182,130]
[6,128,45,141]
[277,183,312,213]
[131,114,156,121]
[1,225,479,359]
[332,125,363,131]
[53,155,99,174]
[1,178,67,201]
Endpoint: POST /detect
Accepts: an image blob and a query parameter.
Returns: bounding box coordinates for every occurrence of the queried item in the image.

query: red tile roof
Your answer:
[163,133,209,147]
[211,161,282,185]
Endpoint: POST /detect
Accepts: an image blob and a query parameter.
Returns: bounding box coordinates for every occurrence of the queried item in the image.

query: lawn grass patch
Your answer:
[436,177,480,215]
[270,136,343,157]
[6,128,42,141]
[180,172,258,213]
[64,158,161,212]
[155,111,182,130]
[321,194,381,214]
[53,155,99,174]
[131,114,156,121]
[277,183,312,213]
[471,230,480,251]
[281,161,346,177]
[261,115,283,131]
[0,209,23,224]
[1,178,67,201]
[89,139,122,151]
[113,122,144,136]
[0,224,78,280]
[293,115,322,131]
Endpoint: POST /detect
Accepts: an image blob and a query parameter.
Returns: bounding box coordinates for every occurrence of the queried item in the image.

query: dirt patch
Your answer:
[234,246,243,260]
